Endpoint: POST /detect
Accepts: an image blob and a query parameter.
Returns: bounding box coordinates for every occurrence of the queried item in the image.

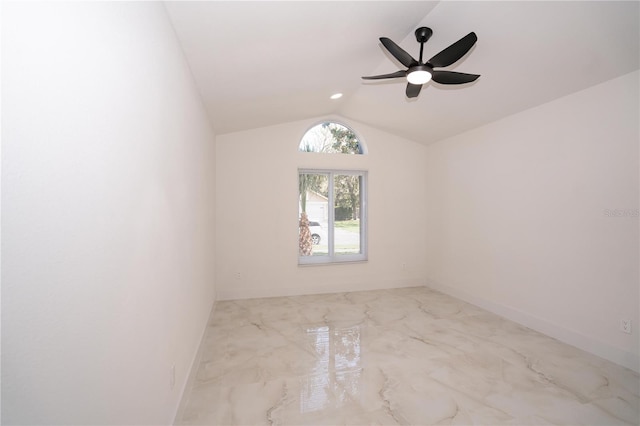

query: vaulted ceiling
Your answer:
[164,1,639,145]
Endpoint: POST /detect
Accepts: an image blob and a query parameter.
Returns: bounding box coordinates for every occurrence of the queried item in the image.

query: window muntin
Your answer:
[299,169,367,264]
[298,122,364,154]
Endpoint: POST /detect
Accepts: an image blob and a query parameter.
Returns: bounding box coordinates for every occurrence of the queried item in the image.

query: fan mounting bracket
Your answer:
[415,27,433,43]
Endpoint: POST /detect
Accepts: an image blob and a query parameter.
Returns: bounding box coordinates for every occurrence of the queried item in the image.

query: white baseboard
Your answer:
[172,300,217,425]
[216,277,426,301]
[426,281,639,373]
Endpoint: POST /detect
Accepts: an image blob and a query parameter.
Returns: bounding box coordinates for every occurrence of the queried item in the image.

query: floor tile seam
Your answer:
[188,368,370,393]
[425,371,559,422]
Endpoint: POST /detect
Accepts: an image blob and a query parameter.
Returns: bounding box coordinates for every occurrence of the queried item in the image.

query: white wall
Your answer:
[425,71,639,372]
[215,117,427,300]
[2,2,216,424]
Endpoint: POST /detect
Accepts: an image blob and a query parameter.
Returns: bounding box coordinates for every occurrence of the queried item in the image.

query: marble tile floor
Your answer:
[176,287,639,425]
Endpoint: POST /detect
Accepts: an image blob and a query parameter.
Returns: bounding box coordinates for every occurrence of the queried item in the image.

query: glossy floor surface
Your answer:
[176,287,639,425]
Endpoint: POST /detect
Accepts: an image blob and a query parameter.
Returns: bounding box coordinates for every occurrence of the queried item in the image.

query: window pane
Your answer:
[299,173,329,257]
[334,174,361,255]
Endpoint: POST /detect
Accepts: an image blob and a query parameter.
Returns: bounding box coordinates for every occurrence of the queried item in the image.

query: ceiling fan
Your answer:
[362,27,480,98]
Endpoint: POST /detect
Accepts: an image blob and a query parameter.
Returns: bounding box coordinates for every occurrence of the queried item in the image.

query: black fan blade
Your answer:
[380,37,418,68]
[431,71,480,85]
[427,32,477,68]
[406,83,422,98]
[362,70,407,80]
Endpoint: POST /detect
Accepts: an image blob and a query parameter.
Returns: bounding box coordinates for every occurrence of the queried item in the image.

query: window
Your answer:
[297,121,368,265]
[298,122,365,154]
[299,169,367,264]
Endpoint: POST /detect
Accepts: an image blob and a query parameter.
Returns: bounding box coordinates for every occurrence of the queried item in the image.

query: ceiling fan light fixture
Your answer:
[406,65,432,85]
[363,28,479,97]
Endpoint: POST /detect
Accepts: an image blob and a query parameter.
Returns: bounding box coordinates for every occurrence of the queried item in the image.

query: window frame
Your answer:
[298,169,368,265]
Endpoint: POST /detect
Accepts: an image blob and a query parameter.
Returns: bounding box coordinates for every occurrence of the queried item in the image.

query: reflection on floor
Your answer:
[176,287,639,425]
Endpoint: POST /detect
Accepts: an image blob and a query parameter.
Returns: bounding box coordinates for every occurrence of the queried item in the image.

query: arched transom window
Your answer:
[298,122,365,154]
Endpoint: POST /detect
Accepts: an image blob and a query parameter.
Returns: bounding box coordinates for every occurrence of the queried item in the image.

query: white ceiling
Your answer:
[165,1,639,145]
